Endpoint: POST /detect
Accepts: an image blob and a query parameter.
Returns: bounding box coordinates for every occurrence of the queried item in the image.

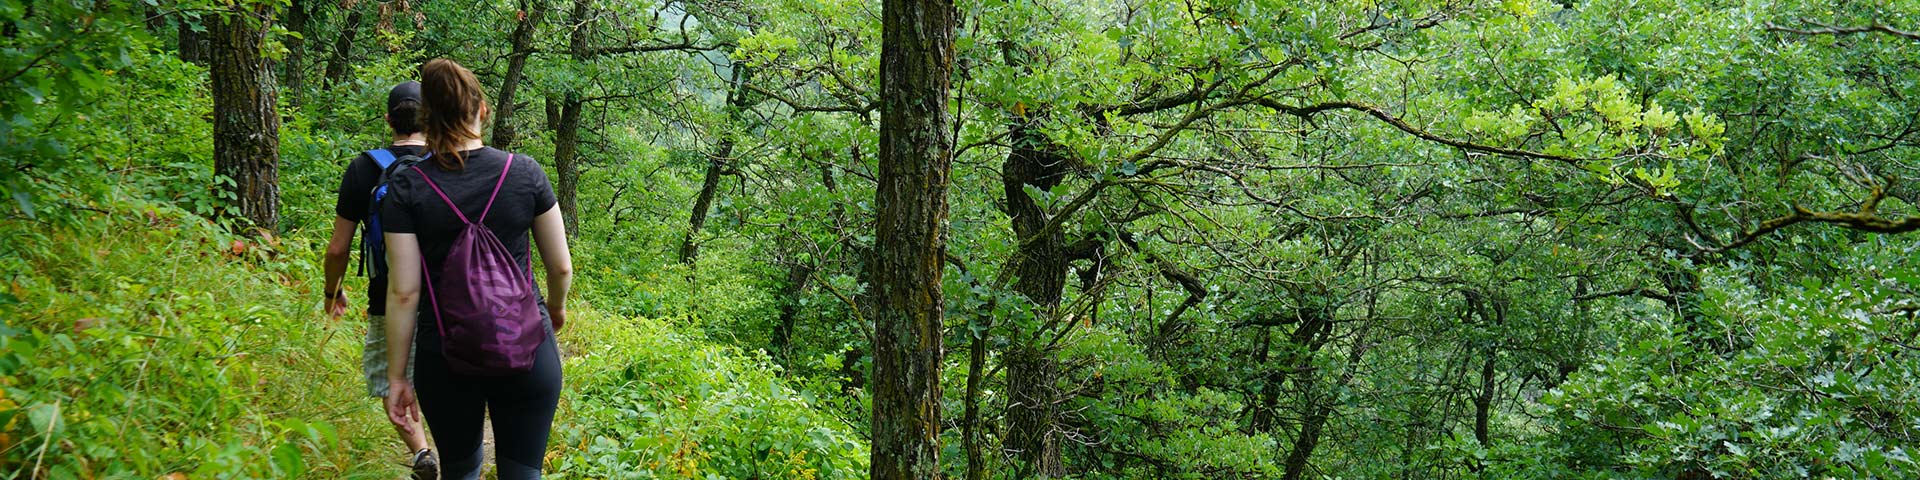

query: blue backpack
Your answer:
[359,148,431,278]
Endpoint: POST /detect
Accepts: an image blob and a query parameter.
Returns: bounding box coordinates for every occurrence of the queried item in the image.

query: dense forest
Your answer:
[3,0,1918,478]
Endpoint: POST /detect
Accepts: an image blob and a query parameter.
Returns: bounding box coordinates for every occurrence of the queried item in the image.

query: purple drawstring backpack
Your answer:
[414,153,545,376]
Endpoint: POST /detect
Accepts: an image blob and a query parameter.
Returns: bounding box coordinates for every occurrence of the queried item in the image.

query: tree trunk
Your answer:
[770,260,815,364]
[178,17,209,64]
[545,95,561,130]
[322,8,363,86]
[144,4,169,37]
[1005,345,1063,476]
[552,95,583,236]
[492,0,548,149]
[1280,359,1367,480]
[1278,308,1335,480]
[868,0,955,475]
[210,5,281,232]
[679,66,751,265]
[548,0,593,237]
[679,156,728,263]
[1471,296,1505,471]
[964,322,989,480]
[1001,122,1071,478]
[1281,372,1328,480]
[281,0,311,107]
[1474,354,1496,448]
[1249,326,1279,432]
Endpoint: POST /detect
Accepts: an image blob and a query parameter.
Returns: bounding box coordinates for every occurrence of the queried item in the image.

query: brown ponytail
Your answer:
[418,58,487,170]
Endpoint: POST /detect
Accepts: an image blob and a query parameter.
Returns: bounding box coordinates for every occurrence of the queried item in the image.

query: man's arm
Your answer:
[323,216,357,319]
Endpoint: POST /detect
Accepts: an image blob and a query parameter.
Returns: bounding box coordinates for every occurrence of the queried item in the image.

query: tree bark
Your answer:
[1001,122,1072,477]
[868,0,956,475]
[552,94,583,236]
[210,5,281,232]
[281,0,311,107]
[322,8,363,86]
[177,16,209,64]
[545,95,561,130]
[492,0,548,149]
[964,322,989,480]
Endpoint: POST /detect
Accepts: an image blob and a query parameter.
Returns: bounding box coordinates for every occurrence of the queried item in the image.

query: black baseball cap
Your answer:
[388,81,422,112]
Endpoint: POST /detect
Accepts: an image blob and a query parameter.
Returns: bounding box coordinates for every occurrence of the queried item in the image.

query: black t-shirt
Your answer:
[380,147,559,350]
[334,144,428,315]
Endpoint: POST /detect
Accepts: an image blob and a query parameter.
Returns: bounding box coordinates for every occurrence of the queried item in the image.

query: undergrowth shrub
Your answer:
[550,311,868,479]
[0,201,401,478]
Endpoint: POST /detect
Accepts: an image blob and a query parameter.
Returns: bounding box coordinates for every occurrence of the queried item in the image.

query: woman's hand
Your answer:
[549,304,566,332]
[384,380,423,437]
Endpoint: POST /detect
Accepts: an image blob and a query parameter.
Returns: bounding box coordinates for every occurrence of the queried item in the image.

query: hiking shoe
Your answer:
[409,448,438,480]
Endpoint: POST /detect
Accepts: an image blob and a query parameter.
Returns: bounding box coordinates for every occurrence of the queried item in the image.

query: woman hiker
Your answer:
[380,58,574,480]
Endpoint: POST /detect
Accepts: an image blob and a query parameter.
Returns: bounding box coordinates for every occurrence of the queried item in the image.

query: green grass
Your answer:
[0,201,409,478]
[0,198,865,479]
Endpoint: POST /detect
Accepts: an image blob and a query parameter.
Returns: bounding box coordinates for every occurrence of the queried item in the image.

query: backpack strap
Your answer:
[413,168,471,225]
[422,257,447,340]
[478,152,514,223]
[412,151,515,226]
[368,148,398,169]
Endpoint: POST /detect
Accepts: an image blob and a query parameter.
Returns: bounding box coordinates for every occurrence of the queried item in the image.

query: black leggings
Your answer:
[413,336,562,480]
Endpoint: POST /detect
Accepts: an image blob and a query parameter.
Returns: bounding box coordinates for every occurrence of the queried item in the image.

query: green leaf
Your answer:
[6,182,32,219]
[270,442,305,475]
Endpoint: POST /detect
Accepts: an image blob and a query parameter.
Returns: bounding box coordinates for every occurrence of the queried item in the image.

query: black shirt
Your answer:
[380,147,559,349]
[334,144,429,315]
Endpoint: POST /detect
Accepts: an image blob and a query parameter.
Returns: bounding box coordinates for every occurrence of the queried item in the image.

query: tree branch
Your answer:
[543,41,728,58]
[740,82,873,114]
[1573,286,1673,303]
[1253,99,1587,167]
[1765,21,1920,41]
[1711,184,1920,252]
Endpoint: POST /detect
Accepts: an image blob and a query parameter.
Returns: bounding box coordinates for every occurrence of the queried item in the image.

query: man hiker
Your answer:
[324,81,439,479]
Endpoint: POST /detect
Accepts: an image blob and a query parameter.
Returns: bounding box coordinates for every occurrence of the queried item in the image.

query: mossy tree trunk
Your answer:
[868,0,956,476]
[210,4,281,232]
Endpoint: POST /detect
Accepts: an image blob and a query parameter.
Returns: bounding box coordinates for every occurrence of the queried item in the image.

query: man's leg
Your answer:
[368,315,437,476]
[397,417,429,451]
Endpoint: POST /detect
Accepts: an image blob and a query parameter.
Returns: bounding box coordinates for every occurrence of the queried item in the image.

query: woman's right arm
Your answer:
[531,205,572,331]
[382,232,424,436]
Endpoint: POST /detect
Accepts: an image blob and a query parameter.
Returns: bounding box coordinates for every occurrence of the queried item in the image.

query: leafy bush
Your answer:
[1508,248,1920,478]
[549,310,868,479]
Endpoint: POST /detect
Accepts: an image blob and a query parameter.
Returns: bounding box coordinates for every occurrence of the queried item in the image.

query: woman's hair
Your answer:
[418,58,487,170]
